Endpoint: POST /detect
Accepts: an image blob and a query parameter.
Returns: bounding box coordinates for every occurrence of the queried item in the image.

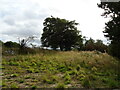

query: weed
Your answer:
[108,80,119,88]
[42,76,56,84]
[18,79,24,83]
[77,74,86,81]
[24,76,31,79]
[91,66,97,72]
[64,72,71,81]
[2,81,6,87]
[10,74,19,77]
[65,80,71,85]
[58,64,68,72]
[31,85,37,89]
[10,83,19,88]
[89,74,97,81]
[9,61,19,66]
[76,65,81,71]
[82,78,91,88]
[56,83,66,88]
[26,68,34,73]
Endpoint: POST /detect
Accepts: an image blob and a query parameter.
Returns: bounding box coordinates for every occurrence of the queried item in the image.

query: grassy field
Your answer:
[1,50,120,88]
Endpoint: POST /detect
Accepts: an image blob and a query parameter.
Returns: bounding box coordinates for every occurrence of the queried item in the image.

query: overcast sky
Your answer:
[0,0,110,45]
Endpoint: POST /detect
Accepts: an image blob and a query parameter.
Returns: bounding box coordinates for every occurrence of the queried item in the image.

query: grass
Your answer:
[2,50,120,88]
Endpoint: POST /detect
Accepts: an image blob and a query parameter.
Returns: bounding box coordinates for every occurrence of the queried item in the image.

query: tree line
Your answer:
[41,16,108,52]
[1,2,120,59]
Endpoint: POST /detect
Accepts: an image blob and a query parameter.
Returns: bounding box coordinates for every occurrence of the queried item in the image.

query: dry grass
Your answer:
[2,50,120,88]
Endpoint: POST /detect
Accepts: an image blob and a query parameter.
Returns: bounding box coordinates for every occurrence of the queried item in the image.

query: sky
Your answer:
[0,0,110,46]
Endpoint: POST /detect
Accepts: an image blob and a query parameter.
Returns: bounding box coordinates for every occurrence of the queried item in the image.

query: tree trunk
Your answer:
[59,45,63,51]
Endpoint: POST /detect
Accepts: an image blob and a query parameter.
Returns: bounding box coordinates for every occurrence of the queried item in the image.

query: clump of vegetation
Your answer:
[82,77,91,88]
[31,85,37,89]
[10,74,19,77]
[56,83,66,88]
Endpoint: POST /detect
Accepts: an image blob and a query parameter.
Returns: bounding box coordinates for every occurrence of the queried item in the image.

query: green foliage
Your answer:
[88,74,97,81]
[64,72,71,81]
[18,79,24,83]
[24,76,31,79]
[10,74,19,77]
[56,83,66,88]
[10,83,19,88]
[31,85,37,89]
[98,2,120,59]
[91,66,97,72]
[83,38,108,53]
[76,65,81,71]
[4,41,20,48]
[41,16,83,51]
[42,75,57,84]
[82,78,91,88]
[77,73,86,81]
[9,61,19,66]
[108,43,120,59]
[26,68,35,73]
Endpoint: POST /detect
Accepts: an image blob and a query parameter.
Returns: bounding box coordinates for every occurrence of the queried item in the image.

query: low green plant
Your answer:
[65,80,71,85]
[31,85,37,89]
[91,66,97,72]
[2,81,6,87]
[58,64,68,72]
[10,83,19,88]
[64,72,71,81]
[18,79,24,83]
[10,74,19,77]
[24,76,31,79]
[26,68,34,73]
[68,69,78,76]
[88,74,97,81]
[82,78,91,88]
[76,65,81,71]
[42,76,56,84]
[56,83,66,88]
[77,74,86,81]
[9,61,19,66]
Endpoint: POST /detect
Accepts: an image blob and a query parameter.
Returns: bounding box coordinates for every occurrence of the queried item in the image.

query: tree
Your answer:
[4,41,20,48]
[98,2,120,58]
[95,39,108,53]
[18,36,36,54]
[41,16,83,51]
[84,38,95,51]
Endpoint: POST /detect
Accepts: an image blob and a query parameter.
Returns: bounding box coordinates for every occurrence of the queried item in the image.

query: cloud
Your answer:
[0,0,110,45]
[0,0,50,44]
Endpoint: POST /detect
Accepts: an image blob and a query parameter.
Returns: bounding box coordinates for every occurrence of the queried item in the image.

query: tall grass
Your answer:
[2,50,120,88]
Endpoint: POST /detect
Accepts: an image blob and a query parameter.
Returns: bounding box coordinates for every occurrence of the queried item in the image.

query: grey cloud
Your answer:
[0,0,50,45]
[3,16,16,25]
[2,22,41,37]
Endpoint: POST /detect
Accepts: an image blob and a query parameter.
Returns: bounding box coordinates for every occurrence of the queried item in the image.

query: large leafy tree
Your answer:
[98,2,120,58]
[41,16,83,51]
